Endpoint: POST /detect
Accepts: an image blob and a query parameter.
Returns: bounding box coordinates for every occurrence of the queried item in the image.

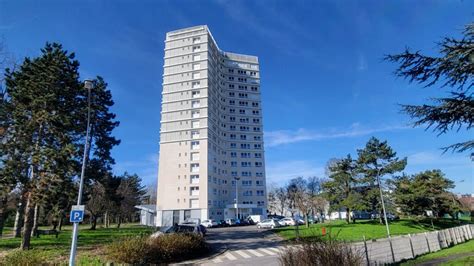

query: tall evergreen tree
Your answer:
[357,137,407,224]
[3,43,84,249]
[323,155,362,224]
[386,23,474,156]
[391,170,461,218]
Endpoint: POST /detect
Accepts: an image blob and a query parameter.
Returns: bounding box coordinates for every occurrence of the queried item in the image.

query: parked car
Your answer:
[268,214,285,220]
[151,224,206,238]
[278,217,296,226]
[257,219,282,229]
[226,218,237,226]
[370,213,399,221]
[201,219,218,228]
[217,220,230,227]
[279,217,304,226]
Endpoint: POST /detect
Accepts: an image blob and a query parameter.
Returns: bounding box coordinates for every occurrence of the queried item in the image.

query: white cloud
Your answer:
[408,151,471,168]
[266,160,325,185]
[265,123,409,147]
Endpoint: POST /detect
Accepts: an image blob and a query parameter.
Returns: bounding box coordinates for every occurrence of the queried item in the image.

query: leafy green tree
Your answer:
[2,43,85,249]
[391,170,461,219]
[357,137,407,224]
[323,155,362,224]
[386,23,474,156]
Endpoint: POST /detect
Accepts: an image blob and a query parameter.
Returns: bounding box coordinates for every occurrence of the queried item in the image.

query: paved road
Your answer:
[194,226,286,265]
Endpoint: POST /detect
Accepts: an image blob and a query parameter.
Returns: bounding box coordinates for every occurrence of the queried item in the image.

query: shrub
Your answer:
[107,235,149,264]
[2,249,44,266]
[107,233,208,264]
[279,238,364,266]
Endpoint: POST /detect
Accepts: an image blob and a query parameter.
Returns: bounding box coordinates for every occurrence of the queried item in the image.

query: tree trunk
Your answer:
[31,204,39,237]
[90,215,97,230]
[14,193,27,237]
[117,217,121,228]
[0,194,8,237]
[104,211,109,228]
[21,192,35,250]
[346,207,352,224]
[58,214,63,231]
[305,214,309,228]
[379,210,384,225]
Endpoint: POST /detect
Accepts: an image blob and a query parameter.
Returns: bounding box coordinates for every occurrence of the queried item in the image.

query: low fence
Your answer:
[352,224,474,265]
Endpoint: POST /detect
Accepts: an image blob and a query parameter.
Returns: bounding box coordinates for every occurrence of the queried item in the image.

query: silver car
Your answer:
[257,219,281,229]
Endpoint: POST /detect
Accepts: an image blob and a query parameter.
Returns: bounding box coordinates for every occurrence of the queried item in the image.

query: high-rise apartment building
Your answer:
[156,25,267,226]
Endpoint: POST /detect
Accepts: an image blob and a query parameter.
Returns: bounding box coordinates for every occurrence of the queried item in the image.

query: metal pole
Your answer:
[69,81,93,266]
[234,177,240,220]
[376,168,391,238]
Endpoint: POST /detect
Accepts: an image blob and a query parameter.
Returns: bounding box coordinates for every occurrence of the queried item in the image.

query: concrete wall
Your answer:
[354,224,474,265]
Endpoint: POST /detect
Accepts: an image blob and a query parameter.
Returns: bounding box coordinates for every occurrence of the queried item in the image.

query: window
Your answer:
[257,190,264,196]
[190,187,200,196]
[191,163,200,172]
[256,172,264,177]
[192,100,200,108]
[242,171,251,177]
[193,37,200,43]
[231,171,237,177]
[193,54,201,61]
[239,109,245,114]
[190,199,199,208]
[240,143,250,149]
[256,180,264,186]
[243,190,253,196]
[191,141,200,150]
[192,90,200,98]
[193,46,201,52]
[193,72,201,79]
[254,136,261,141]
[231,161,237,167]
[229,92,235,97]
[230,125,236,131]
[254,144,262,149]
[241,152,250,158]
[255,162,263,167]
[230,143,236,148]
[191,153,200,161]
[193,63,200,70]
[191,121,200,128]
[252,102,259,107]
[241,162,251,167]
[230,134,236,139]
[191,110,200,118]
[253,127,261,132]
[253,118,260,123]
[229,100,235,105]
[229,108,235,113]
[242,180,252,186]
[191,131,200,139]
[230,152,237,157]
[192,81,200,88]
[252,110,260,115]
[255,153,262,158]
[191,175,199,184]
[230,117,236,122]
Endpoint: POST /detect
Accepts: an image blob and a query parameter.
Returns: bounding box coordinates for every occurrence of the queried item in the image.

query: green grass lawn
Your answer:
[273,219,470,242]
[0,223,153,264]
[400,240,474,265]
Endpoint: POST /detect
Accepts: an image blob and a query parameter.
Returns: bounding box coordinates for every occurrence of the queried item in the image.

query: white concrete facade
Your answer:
[156,26,267,226]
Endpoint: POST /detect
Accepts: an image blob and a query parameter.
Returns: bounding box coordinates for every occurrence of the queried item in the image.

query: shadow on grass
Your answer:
[0,225,153,251]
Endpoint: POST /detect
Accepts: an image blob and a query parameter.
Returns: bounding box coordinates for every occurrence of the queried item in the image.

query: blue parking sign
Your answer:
[70,205,85,223]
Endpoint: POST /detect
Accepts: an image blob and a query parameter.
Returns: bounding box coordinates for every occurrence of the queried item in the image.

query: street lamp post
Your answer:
[69,80,94,266]
[234,177,240,220]
[376,167,391,238]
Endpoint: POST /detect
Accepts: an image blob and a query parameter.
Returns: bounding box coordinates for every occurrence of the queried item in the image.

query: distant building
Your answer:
[156,25,267,226]
[135,205,156,226]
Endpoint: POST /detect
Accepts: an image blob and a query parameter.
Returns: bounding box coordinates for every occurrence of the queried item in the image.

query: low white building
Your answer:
[135,205,156,227]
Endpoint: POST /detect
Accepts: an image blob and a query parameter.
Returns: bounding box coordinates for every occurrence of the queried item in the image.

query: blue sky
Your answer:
[1,0,472,194]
